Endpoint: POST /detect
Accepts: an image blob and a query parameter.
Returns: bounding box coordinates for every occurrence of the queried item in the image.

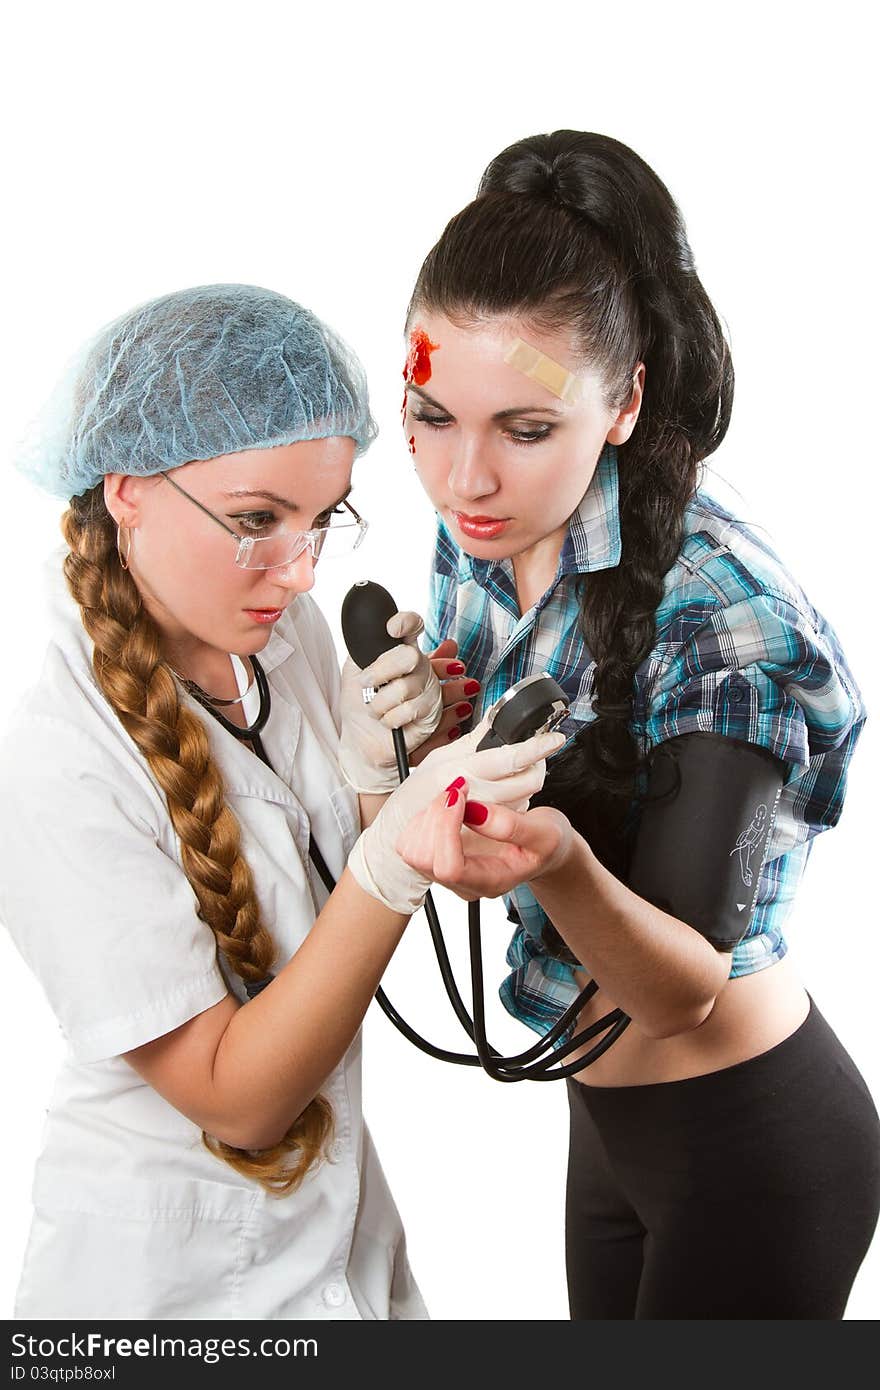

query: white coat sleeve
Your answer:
[0,715,230,1063]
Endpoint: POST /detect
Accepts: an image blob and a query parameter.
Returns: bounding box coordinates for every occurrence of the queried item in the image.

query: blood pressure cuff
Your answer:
[627,732,785,953]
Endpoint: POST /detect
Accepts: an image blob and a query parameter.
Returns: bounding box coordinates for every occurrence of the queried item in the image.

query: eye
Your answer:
[504,424,555,446]
[314,504,346,527]
[230,510,277,535]
[412,410,453,430]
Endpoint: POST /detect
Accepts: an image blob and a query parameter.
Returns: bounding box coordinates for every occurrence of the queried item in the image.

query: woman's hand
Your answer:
[355,627,469,742]
[406,639,480,765]
[395,780,575,901]
[347,724,566,914]
[340,615,475,793]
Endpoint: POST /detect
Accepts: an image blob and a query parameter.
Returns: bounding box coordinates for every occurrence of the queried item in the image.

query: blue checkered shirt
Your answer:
[423,444,867,1039]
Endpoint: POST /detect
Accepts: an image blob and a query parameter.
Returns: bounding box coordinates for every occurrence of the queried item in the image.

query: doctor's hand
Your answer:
[395,782,576,903]
[338,618,477,794]
[347,721,566,915]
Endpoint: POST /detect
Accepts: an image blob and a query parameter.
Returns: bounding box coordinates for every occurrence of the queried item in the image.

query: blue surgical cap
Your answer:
[18,283,378,499]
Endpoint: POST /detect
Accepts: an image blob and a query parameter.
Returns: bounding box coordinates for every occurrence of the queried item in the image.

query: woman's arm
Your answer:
[396,790,731,1042]
[125,726,558,1152]
[529,831,732,1038]
[124,869,408,1151]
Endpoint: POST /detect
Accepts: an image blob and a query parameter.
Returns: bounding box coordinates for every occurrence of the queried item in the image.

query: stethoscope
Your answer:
[191,582,630,1080]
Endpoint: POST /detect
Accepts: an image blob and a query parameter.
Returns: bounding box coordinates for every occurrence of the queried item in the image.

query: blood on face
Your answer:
[403,327,439,386]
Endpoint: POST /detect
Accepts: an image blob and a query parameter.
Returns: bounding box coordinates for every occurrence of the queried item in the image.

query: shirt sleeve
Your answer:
[422,567,445,653]
[421,520,459,653]
[0,715,230,1064]
[645,590,866,842]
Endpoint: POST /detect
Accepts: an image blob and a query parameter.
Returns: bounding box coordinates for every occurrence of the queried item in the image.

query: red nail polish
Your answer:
[446,661,466,675]
[463,801,488,826]
[445,787,459,808]
[447,726,461,740]
[464,680,481,696]
[455,703,472,718]
[446,776,466,791]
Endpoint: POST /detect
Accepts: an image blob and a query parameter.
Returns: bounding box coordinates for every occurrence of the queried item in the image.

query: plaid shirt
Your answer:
[423,444,866,1039]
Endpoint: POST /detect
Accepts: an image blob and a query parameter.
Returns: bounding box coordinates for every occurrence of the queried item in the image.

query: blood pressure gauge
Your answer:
[475,672,570,750]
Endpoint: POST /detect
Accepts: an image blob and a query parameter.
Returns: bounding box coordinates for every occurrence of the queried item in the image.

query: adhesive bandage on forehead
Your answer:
[503,337,582,405]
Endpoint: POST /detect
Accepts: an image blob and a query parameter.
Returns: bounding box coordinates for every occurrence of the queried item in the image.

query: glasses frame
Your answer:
[159,471,368,569]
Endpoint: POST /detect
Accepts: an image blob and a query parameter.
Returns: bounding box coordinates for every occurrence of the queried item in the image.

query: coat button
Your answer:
[322,1283,346,1308]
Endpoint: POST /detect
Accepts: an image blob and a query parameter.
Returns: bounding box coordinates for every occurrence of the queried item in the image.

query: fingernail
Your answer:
[447,726,461,741]
[446,776,466,792]
[445,787,460,808]
[446,661,466,675]
[464,680,481,695]
[463,801,488,826]
[455,703,472,718]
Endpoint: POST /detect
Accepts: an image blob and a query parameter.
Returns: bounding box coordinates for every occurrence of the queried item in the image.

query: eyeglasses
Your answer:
[160,472,368,570]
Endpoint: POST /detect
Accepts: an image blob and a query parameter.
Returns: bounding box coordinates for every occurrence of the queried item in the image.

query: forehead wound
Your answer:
[403,328,440,386]
[503,337,581,404]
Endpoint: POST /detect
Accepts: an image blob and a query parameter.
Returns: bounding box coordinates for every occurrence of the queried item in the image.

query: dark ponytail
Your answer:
[408,131,734,897]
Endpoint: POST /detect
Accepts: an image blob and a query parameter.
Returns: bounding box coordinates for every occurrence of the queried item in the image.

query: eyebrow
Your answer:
[406,383,563,419]
[222,484,353,511]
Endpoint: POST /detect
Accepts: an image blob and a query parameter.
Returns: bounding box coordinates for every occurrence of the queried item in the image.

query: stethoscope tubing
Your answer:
[208,667,630,1080]
[369,728,630,1081]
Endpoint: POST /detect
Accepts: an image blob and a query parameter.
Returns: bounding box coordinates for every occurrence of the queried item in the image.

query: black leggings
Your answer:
[565,998,880,1319]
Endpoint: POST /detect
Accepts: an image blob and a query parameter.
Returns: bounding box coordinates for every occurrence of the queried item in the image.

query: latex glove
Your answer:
[347,719,567,914]
[338,611,444,793]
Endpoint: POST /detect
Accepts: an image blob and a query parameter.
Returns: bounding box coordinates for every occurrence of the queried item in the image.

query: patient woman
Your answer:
[396,131,879,1319]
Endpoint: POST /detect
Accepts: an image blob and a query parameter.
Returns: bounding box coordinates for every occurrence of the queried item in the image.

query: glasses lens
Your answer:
[236,532,310,570]
[313,517,364,560]
[235,515,366,569]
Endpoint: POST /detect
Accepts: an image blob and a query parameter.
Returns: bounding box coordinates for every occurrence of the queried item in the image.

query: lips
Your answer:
[452,511,510,539]
[245,607,285,624]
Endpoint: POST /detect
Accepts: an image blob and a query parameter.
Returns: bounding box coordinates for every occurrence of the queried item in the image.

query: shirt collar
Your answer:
[453,441,622,587]
[254,614,297,672]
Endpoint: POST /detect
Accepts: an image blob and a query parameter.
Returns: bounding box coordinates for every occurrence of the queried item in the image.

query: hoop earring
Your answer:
[116,524,132,571]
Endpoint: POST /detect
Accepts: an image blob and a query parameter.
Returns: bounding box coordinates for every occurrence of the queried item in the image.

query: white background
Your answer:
[1,0,877,1321]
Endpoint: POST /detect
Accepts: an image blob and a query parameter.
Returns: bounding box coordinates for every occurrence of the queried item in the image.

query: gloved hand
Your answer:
[347,719,567,914]
[338,611,445,793]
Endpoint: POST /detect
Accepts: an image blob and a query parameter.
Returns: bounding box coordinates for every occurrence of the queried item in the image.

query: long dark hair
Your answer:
[408,131,733,897]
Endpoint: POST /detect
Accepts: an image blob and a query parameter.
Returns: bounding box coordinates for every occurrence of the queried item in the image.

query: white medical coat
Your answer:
[0,552,427,1320]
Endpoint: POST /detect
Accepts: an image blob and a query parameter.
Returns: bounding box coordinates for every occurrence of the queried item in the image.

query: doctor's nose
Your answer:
[270,546,316,594]
[446,436,499,504]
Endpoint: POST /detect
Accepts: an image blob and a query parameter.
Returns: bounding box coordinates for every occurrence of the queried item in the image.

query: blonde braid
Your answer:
[61,486,333,1195]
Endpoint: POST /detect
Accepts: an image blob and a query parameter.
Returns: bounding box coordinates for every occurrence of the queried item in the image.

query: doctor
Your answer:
[0,283,561,1319]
